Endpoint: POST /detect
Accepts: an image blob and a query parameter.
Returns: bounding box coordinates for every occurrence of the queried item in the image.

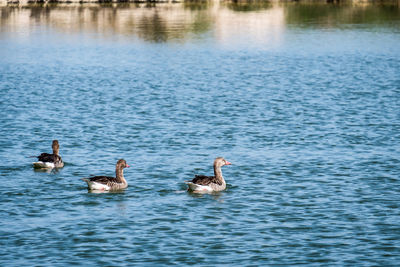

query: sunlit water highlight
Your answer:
[1,2,400,266]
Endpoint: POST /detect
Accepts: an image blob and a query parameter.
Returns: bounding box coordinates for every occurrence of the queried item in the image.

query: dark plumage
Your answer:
[82,159,130,191]
[33,140,64,168]
[38,153,61,163]
[191,175,223,186]
[84,176,120,185]
[185,157,231,192]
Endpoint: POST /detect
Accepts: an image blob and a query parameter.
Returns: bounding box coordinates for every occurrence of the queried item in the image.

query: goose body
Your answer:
[82,159,130,191]
[186,157,231,193]
[33,140,64,169]
[82,176,115,191]
[33,160,56,169]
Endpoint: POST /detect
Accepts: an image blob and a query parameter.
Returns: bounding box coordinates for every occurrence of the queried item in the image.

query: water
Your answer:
[1,2,400,266]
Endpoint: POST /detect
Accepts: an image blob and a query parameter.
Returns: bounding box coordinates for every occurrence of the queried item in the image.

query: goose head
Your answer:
[52,140,60,155]
[214,157,231,168]
[117,159,130,169]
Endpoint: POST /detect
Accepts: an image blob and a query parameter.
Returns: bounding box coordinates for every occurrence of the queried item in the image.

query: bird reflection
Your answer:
[33,167,61,174]
[86,189,126,194]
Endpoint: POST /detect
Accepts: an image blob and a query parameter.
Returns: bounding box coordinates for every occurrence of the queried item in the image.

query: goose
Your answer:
[185,157,231,193]
[82,159,130,191]
[33,140,64,169]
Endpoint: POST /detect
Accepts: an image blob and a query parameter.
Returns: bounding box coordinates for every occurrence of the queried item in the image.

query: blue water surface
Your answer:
[0,3,400,266]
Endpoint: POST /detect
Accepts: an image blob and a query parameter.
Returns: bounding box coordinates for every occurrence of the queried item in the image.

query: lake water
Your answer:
[1,2,400,266]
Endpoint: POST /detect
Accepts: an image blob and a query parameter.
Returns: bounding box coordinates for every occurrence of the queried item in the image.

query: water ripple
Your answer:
[1,3,400,266]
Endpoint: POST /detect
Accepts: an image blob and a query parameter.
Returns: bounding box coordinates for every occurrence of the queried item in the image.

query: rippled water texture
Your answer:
[1,2,400,266]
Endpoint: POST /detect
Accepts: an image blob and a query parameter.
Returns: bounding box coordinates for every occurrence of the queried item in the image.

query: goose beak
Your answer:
[225,161,232,165]
[126,164,130,168]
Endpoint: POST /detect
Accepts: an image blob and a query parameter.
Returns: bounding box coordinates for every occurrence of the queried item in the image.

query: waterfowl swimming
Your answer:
[185,157,231,193]
[33,140,64,169]
[82,159,130,191]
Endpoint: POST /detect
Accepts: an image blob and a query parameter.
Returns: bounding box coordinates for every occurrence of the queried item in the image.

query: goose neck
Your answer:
[116,167,126,184]
[213,165,224,182]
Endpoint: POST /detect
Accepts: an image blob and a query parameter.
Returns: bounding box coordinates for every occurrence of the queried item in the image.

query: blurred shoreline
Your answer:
[1,0,400,7]
[1,0,399,45]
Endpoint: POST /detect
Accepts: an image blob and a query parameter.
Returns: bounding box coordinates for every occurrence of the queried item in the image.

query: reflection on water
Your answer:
[1,2,400,266]
[0,3,216,42]
[87,189,126,194]
[1,2,399,46]
[285,2,400,28]
[33,167,62,174]
[226,0,272,12]
[187,189,224,202]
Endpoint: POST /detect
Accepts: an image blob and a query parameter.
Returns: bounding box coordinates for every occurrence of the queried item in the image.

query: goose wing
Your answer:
[38,153,62,164]
[191,175,222,186]
[38,153,56,162]
[85,176,118,185]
